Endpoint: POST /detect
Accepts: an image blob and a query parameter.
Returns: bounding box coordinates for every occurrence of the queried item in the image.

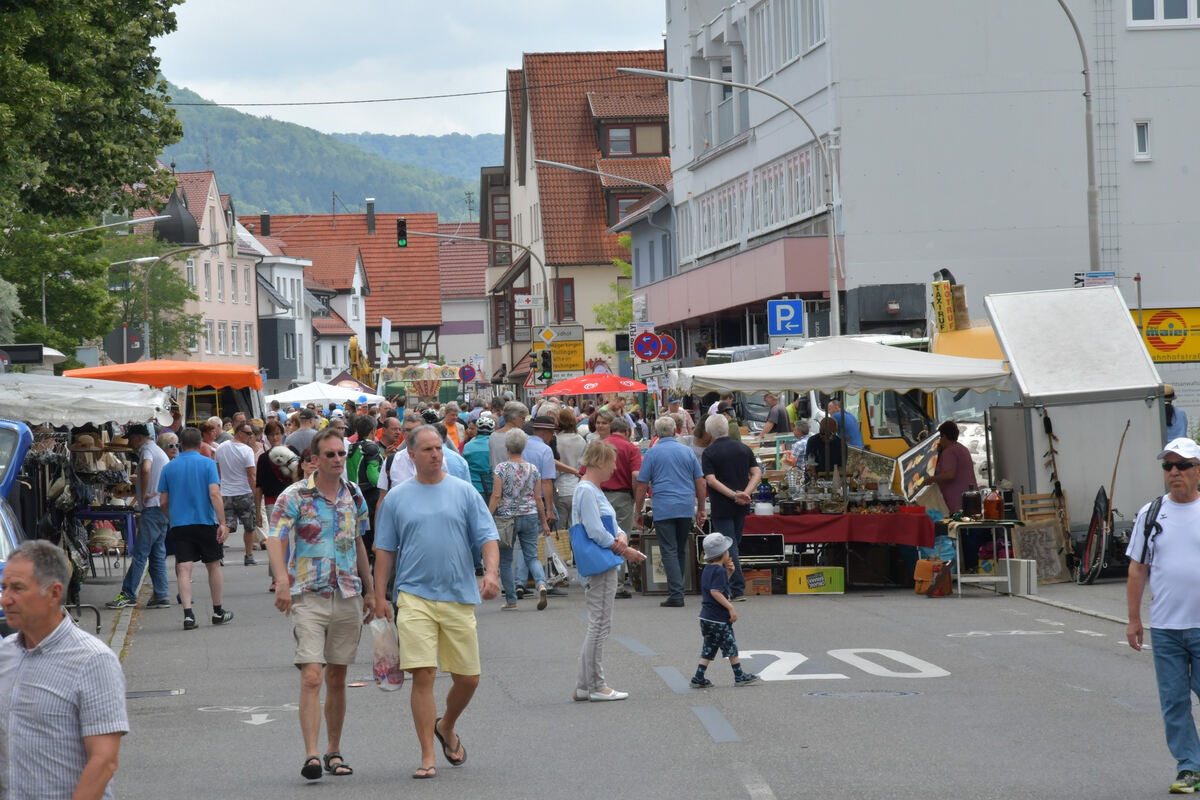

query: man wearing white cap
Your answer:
[1127,437,1200,794]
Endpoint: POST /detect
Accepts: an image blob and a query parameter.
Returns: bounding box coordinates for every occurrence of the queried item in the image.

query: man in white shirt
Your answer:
[106,424,172,609]
[377,413,447,492]
[216,422,258,566]
[1127,437,1200,794]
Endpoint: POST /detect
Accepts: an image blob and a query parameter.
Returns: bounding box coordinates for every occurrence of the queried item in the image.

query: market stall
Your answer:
[264,381,384,407]
[669,337,1011,589]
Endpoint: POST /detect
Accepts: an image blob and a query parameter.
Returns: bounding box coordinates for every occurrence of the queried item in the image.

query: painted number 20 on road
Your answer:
[740,649,950,681]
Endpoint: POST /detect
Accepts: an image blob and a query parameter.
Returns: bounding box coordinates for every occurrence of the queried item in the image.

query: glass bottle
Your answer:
[961,484,983,517]
[983,486,1003,520]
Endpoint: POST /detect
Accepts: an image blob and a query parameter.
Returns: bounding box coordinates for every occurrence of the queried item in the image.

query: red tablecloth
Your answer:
[742,512,934,547]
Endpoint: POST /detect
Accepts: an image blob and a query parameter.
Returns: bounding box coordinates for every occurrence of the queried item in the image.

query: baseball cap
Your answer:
[716,401,734,415]
[298,408,316,420]
[1159,437,1200,461]
[532,414,556,430]
[702,532,734,561]
[125,424,150,438]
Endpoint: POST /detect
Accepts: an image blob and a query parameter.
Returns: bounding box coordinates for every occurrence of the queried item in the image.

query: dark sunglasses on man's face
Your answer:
[1162,460,1199,472]
[322,450,347,459]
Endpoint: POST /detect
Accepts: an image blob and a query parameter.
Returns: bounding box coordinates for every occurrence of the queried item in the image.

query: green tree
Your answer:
[0,2,182,222]
[592,234,634,355]
[99,236,202,359]
[0,214,118,360]
[0,277,22,342]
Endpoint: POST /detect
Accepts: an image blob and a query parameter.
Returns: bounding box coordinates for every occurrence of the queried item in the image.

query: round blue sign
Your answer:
[657,334,677,361]
[458,365,477,383]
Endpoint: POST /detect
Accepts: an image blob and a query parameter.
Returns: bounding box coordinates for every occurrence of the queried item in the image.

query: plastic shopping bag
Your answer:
[369,617,404,691]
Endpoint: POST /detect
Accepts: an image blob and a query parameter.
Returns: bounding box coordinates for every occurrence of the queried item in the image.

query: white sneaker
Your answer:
[589,688,629,701]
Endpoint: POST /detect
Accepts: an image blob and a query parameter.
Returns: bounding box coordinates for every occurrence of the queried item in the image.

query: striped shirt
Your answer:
[268,474,368,598]
[0,615,128,800]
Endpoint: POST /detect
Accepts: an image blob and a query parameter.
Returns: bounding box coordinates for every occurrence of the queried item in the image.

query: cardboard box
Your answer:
[787,566,845,595]
[744,569,773,595]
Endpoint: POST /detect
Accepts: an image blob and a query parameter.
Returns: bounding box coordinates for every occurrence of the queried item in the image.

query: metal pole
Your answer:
[1056,0,1101,272]
[618,67,841,336]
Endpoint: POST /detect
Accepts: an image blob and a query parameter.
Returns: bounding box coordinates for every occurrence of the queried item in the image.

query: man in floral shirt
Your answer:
[266,426,377,782]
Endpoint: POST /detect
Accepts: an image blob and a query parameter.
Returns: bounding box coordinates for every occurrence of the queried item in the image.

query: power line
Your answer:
[168,75,628,108]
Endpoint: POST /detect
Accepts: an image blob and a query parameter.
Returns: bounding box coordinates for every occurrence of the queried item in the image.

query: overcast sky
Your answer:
[154,0,666,137]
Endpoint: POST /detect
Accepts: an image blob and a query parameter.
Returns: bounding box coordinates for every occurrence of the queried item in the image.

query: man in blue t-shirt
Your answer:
[635,416,707,608]
[827,399,863,448]
[373,425,499,779]
[158,427,232,631]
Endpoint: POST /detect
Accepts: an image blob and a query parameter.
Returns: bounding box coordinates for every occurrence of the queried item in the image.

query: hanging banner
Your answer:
[380,317,392,366]
[931,281,957,333]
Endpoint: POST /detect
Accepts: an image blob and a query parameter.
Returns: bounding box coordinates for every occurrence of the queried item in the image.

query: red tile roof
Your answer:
[312,310,355,336]
[507,70,524,174]
[237,212,441,328]
[518,50,666,267]
[593,157,672,189]
[437,222,488,299]
[586,92,669,119]
[285,244,360,292]
[174,170,216,227]
[256,235,289,257]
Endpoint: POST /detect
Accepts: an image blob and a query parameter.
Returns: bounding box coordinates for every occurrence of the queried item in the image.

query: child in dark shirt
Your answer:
[691,533,760,688]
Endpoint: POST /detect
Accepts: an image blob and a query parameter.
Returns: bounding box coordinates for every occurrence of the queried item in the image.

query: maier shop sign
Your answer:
[1132,308,1200,363]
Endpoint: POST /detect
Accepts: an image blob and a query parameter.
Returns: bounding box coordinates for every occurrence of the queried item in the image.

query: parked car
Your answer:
[0,418,34,636]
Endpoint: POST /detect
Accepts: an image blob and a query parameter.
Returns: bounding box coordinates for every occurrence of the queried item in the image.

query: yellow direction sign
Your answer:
[532,324,584,372]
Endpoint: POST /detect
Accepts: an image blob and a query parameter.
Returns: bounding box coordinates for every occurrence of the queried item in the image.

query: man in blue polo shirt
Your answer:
[635,416,707,607]
[159,427,232,631]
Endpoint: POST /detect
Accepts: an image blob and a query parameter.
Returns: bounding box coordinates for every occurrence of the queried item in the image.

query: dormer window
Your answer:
[603,124,667,157]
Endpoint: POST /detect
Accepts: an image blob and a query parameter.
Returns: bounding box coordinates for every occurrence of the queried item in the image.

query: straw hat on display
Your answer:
[69,434,102,453]
[105,435,132,453]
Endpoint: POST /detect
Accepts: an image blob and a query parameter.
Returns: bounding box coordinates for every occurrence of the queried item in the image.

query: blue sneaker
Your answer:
[690,676,713,689]
[735,673,760,687]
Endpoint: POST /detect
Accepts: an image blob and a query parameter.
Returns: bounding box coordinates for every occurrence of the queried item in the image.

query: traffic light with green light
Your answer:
[537,349,553,381]
[397,218,407,247]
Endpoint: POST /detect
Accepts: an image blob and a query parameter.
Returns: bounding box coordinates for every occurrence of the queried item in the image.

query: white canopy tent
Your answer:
[0,373,173,426]
[265,381,384,407]
[669,337,1013,395]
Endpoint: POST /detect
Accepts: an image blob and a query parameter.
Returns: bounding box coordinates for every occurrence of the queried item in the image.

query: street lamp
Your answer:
[113,243,220,359]
[1055,0,1101,272]
[618,66,842,336]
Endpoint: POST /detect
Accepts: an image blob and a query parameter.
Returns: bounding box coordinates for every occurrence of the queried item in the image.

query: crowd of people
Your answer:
[3,390,777,793]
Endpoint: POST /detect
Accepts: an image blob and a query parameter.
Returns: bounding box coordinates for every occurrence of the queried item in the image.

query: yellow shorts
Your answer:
[395,591,480,676]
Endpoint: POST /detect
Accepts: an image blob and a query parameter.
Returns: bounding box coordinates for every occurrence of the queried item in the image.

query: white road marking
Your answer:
[1075,630,1106,637]
[243,713,273,725]
[734,762,777,800]
[946,630,1064,638]
[1036,618,1066,626]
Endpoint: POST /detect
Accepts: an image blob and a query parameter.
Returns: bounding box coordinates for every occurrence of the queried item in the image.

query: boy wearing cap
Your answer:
[690,532,760,689]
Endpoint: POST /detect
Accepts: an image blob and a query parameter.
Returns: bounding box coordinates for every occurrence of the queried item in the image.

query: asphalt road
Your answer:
[93,550,1171,799]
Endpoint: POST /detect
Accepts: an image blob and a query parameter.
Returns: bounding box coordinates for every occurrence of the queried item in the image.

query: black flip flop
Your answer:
[433,717,467,766]
[412,766,437,779]
[301,756,322,780]
[323,752,352,776]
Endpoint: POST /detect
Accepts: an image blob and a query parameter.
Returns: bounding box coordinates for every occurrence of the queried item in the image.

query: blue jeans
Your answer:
[1151,627,1200,770]
[711,513,747,597]
[499,514,547,603]
[655,517,693,601]
[122,507,169,600]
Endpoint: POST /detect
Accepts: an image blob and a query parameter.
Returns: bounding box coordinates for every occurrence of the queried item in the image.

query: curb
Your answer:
[1018,593,1129,626]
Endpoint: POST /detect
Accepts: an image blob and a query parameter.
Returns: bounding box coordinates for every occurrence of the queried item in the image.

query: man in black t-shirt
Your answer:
[701,413,762,601]
[761,393,790,435]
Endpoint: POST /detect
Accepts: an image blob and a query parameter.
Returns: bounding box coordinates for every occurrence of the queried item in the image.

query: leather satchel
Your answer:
[913,557,952,597]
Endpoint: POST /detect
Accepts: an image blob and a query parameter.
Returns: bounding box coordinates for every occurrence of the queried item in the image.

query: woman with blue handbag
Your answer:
[570,441,646,702]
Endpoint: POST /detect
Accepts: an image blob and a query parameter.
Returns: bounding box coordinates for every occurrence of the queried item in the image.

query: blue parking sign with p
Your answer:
[767,299,805,336]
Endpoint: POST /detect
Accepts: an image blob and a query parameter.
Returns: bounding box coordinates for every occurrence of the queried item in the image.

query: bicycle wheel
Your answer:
[1077,487,1108,585]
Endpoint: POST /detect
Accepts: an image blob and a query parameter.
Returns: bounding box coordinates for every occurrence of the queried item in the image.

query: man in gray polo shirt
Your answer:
[0,540,128,799]
[286,407,320,456]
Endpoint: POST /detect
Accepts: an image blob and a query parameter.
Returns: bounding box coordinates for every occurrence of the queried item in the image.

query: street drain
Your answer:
[805,690,922,698]
[126,689,185,699]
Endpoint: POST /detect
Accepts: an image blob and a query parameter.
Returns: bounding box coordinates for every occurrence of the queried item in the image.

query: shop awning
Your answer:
[65,361,263,391]
[0,373,172,426]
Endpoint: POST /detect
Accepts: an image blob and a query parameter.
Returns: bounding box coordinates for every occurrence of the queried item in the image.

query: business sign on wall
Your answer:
[1132,308,1200,363]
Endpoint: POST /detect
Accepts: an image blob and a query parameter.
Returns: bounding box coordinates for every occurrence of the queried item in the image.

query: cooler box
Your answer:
[787,566,845,595]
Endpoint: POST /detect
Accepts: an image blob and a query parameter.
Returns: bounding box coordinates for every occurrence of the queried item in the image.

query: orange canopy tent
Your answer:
[64,361,263,391]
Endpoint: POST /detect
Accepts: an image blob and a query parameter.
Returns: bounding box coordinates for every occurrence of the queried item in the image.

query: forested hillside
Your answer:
[331,132,502,184]
[160,84,488,220]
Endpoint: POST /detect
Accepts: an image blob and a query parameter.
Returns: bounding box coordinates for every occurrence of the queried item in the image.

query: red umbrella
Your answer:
[541,373,648,396]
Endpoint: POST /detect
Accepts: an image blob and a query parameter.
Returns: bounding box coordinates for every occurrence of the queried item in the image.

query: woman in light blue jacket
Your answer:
[572,440,645,702]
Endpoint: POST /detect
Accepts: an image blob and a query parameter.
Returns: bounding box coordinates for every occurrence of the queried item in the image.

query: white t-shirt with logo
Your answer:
[215,440,255,497]
[1127,494,1200,629]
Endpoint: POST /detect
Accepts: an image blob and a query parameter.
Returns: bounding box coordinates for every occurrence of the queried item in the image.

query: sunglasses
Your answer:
[1162,461,1199,472]
[322,450,347,459]
[165,443,179,449]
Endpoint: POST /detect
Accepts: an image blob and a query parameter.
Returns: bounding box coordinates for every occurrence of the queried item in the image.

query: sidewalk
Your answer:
[1015,572,1141,626]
